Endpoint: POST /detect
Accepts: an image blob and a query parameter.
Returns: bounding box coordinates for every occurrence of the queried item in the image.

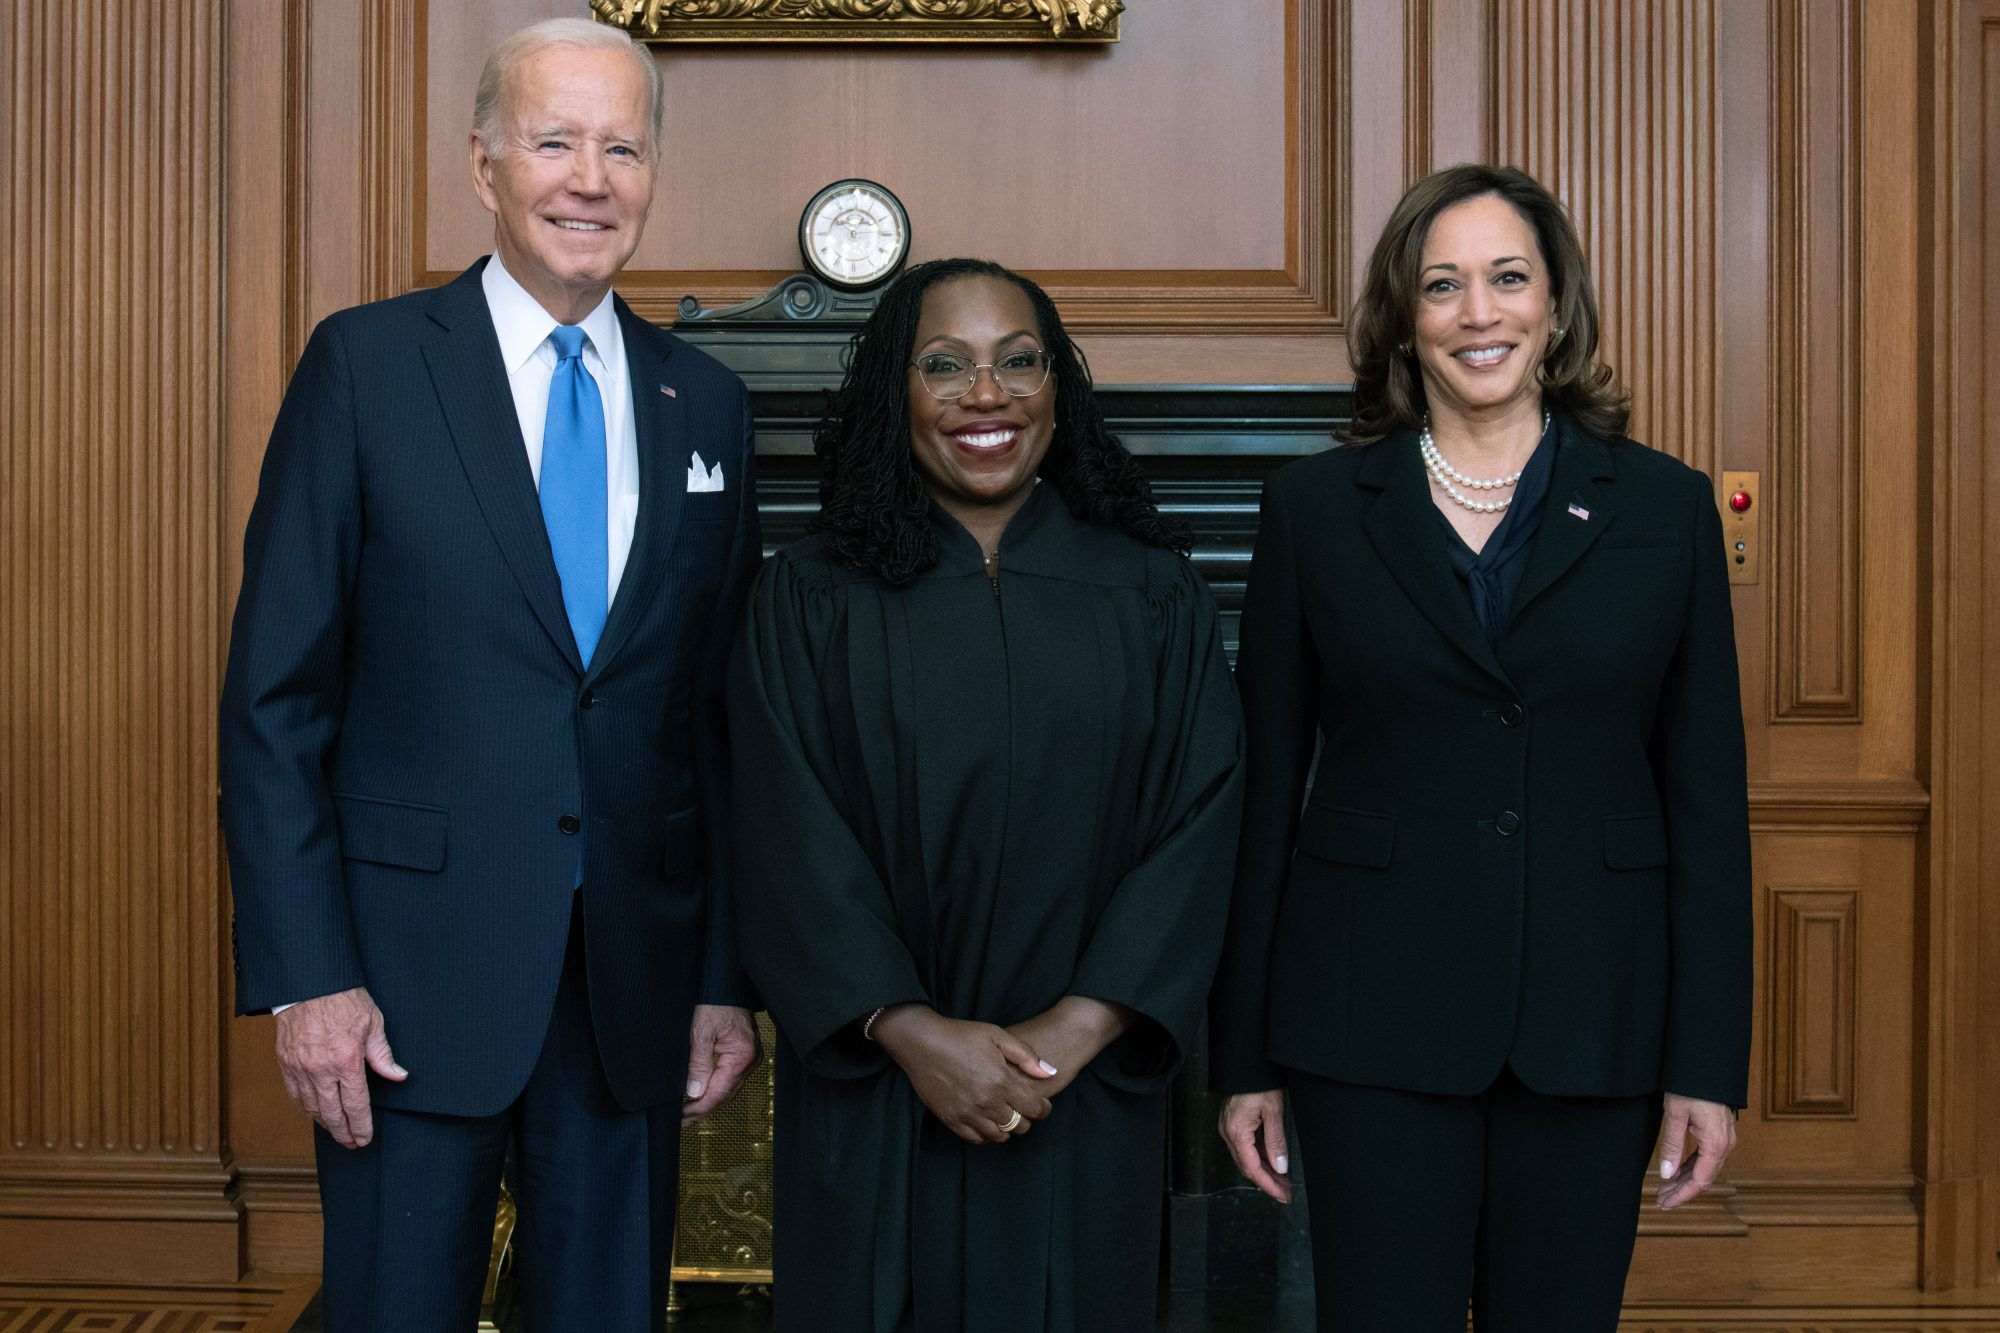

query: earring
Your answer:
[1398,341,1413,356]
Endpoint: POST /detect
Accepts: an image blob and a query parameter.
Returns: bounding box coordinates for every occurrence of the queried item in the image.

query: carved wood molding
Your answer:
[0,0,233,1245]
[1490,0,1720,480]
[1745,777,1929,833]
[1769,0,1863,721]
[234,1161,321,1213]
[1722,1172,1919,1223]
[0,1158,240,1223]
[1766,888,1859,1118]
[1922,0,2000,1291]
[1617,1316,2000,1332]
[589,0,1124,42]
[1403,0,1433,186]
[362,0,424,310]
[388,0,1345,334]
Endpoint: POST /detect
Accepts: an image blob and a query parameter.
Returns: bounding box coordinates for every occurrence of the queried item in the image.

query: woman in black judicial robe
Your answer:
[728,258,1244,1333]
[1210,165,1753,1332]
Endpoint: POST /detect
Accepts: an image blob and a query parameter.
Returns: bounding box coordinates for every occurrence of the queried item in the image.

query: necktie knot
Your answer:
[550,325,587,363]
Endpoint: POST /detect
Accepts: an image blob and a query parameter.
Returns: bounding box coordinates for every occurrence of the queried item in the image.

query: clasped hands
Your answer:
[274,986,760,1148]
[870,997,1132,1145]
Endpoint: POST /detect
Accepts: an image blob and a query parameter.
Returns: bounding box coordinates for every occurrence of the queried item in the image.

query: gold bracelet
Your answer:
[862,1005,888,1041]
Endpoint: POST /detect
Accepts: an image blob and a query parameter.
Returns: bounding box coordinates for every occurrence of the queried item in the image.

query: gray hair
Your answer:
[473,17,663,155]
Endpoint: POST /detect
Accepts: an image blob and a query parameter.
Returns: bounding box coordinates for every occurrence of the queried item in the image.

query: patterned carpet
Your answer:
[0,1277,316,1332]
[6,1277,1999,1332]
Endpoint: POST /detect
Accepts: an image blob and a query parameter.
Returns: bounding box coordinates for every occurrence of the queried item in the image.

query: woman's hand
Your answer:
[1657,1093,1737,1210]
[871,1004,1057,1144]
[1006,997,1136,1099]
[1218,1089,1292,1203]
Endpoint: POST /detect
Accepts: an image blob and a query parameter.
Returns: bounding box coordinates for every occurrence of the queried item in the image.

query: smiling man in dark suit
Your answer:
[220,17,760,1330]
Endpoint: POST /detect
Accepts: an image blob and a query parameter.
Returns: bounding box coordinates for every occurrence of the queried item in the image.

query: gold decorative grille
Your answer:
[671,1011,779,1282]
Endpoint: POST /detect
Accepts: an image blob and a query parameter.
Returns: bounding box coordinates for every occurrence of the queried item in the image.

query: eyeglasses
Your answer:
[908,348,1054,400]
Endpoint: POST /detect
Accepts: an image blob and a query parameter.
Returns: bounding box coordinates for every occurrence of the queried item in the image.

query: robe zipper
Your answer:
[983,550,1001,604]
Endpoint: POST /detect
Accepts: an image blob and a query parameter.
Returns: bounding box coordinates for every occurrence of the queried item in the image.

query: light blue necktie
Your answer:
[539,325,609,667]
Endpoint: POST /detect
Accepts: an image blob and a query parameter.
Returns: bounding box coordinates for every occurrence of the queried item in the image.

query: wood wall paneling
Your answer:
[411,0,1339,339]
[1770,0,1864,723]
[1920,0,2000,1292]
[1477,0,1940,1293]
[225,1,326,1274]
[1491,0,1720,480]
[0,0,238,1282]
[0,0,1985,1300]
[1767,889,1859,1118]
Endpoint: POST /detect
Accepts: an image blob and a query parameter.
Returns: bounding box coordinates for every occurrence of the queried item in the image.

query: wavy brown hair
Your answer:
[1344,163,1630,443]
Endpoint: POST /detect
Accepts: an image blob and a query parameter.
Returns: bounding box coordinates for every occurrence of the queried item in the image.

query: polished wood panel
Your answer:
[219,7,325,1266]
[1770,0,1863,723]
[1492,0,1719,479]
[411,0,1340,335]
[1920,0,2000,1292]
[427,1,1283,272]
[1767,890,1859,1118]
[0,0,238,1282]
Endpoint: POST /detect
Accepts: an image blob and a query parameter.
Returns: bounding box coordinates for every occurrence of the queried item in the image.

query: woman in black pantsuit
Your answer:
[1210,164,1752,1331]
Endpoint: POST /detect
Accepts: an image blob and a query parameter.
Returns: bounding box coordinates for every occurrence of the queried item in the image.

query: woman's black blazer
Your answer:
[1210,415,1752,1108]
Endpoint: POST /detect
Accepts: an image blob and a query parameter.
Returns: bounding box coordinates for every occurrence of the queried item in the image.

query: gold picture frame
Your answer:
[589,0,1122,43]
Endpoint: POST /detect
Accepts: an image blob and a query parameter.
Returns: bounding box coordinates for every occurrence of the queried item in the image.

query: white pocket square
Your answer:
[686,452,725,493]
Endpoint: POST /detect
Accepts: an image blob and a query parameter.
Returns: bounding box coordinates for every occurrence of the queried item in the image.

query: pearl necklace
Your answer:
[1419,411,1551,513]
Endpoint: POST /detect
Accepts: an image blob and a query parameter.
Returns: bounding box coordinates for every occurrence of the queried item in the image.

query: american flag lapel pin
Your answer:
[659,384,677,399]
[1567,502,1592,521]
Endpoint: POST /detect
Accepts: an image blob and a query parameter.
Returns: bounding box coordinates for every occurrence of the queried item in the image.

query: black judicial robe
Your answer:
[729,485,1244,1333]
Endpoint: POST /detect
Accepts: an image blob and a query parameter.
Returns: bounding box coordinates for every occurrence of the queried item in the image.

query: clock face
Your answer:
[799,180,910,290]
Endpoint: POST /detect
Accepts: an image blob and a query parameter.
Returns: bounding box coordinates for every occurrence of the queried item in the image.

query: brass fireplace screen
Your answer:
[670,1011,780,1281]
[482,1012,778,1325]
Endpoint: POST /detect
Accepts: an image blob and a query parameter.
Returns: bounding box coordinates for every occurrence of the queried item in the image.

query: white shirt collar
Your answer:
[481,252,620,376]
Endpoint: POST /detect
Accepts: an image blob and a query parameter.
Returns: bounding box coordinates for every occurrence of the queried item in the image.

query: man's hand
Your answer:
[1218,1089,1292,1203]
[1657,1093,1737,1210]
[872,1004,1056,1144]
[683,1004,760,1119]
[274,987,407,1149]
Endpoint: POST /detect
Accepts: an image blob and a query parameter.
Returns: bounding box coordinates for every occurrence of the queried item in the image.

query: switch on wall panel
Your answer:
[1721,471,1759,584]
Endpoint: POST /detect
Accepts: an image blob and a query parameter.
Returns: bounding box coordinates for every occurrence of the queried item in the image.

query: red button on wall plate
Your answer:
[1721,471,1760,583]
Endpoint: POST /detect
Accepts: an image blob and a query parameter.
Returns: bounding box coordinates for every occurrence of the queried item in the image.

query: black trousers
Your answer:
[1288,1066,1663,1333]
[314,897,682,1332]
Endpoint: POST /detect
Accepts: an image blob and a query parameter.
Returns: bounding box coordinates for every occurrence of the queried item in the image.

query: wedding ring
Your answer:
[999,1109,1024,1134]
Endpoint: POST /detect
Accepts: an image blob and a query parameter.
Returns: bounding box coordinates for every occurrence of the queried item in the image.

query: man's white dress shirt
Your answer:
[482,251,641,603]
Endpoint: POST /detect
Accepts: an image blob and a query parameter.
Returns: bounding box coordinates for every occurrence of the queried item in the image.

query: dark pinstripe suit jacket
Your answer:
[220,260,760,1116]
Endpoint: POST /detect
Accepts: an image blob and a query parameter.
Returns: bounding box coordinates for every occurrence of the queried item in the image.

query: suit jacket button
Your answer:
[579,688,595,710]
[558,814,581,835]
[1495,811,1522,836]
[1498,702,1525,727]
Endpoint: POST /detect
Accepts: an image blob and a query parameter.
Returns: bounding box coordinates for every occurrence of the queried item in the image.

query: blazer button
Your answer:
[1498,702,1525,727]
[579,688,595,710]
[1495,811,1522,836]
[558,815,581,835]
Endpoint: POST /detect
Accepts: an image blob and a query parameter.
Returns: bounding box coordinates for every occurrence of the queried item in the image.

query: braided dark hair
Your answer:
[811,257,1191,584]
